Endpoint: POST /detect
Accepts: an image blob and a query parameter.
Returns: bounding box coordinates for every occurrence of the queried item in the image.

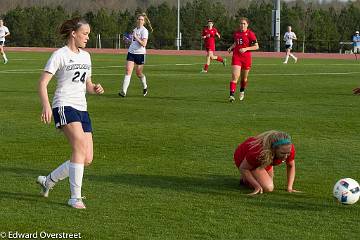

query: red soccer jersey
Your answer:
[232,29,257,58]
[233,137,295,170]
[202,27,219,50]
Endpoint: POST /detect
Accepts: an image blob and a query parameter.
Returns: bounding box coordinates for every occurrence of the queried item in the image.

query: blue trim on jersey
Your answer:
[53,106,92,132]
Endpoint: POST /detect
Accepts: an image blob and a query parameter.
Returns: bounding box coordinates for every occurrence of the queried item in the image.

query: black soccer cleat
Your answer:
[118,91,125,97]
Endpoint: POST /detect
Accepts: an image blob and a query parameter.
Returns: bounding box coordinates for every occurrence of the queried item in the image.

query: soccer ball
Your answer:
[333,178,360,205]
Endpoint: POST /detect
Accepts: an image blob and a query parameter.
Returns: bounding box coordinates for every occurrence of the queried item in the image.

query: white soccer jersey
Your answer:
[284,31,296,45]
[44,46,92,111]
[0,26,9,42]
[128,26,149,54]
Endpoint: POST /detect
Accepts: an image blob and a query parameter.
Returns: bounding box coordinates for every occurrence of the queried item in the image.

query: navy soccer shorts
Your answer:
[53,106,92,132]
[127,52,145,65]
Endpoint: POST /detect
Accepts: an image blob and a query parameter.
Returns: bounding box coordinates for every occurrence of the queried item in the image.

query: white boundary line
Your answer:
[1,61,360,76]
[2,70,360,77]
[91,71,360,77]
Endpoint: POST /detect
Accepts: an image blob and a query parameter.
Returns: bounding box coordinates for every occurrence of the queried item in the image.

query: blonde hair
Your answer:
[138,12,153,32]
[250,130,292,168]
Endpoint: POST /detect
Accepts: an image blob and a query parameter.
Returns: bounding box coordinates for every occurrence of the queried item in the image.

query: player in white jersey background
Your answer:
[0,19,10,64]
[283,26,298,64]
[119,12,153,97]
[37,17,104,209]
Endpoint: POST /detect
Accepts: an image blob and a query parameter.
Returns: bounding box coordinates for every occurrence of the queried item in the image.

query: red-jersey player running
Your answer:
[233,130,301,195]
[201,19,226,73]
[227,17,258,102]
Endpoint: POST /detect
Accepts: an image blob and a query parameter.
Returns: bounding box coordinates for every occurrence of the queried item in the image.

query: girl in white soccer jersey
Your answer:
[0,19,10,64]
[119,13,153,97]
[37,18,104,209]
[283,26,298,64]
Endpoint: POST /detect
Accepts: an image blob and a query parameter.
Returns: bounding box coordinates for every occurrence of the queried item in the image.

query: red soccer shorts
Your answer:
[232,55,252,70]
[206,46,215,52]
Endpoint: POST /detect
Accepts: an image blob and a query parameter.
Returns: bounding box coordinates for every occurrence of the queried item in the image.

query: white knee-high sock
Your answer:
[69,162,84,199]
[2,53,7,61]
[289,53,296,59]
[46,160,70,188]
[284,55,289,63]
[122,75,131,94]
[139,75,147,89]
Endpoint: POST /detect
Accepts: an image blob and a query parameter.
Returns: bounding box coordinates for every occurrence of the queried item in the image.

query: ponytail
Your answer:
[138,12,153,32]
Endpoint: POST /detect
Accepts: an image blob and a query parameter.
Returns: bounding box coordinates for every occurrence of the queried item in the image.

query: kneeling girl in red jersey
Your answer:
[233,130,301,195]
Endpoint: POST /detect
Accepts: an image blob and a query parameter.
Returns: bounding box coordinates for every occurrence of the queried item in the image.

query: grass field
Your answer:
[1,51,360,239]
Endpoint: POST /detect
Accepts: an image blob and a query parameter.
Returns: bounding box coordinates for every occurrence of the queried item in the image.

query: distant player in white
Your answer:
[0,19,10,64]
[119,13,153,97]
[352,31,360,54]
[283,26,298,64]
[37,18,104,209]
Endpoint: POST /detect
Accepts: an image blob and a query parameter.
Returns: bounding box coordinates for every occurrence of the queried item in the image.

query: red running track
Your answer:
[6,47,357,60]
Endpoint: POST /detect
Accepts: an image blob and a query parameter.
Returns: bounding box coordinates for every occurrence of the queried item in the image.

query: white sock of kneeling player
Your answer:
[140,75,147,89]
[46,160,70,188]
[69,162,84,199]
[122,75,131,94]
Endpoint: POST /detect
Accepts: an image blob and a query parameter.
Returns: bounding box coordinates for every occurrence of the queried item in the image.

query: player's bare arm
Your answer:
[133,32,148,47]
[86,78,104,94]
[228,43,235,53]
[352,87,360,94]
[38,71,53,124]
[239,42,259,53]
[239,159,263,195]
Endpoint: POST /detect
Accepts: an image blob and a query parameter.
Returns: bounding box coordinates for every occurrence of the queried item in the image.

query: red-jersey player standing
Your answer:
[227,17,259,102]
[201,19,226,73]
[233,130,301,195]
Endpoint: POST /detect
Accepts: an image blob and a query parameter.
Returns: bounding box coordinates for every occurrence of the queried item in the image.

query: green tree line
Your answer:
[2,0,360,52]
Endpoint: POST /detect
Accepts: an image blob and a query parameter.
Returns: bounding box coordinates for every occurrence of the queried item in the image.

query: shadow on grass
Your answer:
[247,194,341,212]
[89,173,342,211]
[256,89,352,97]
[1,166,340,211]
[99,94,227,104]
[0,191,66,207]
[0,90,38,94]
[89,173,246,195]
[0,166,68,207]
[1,166,48,176]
